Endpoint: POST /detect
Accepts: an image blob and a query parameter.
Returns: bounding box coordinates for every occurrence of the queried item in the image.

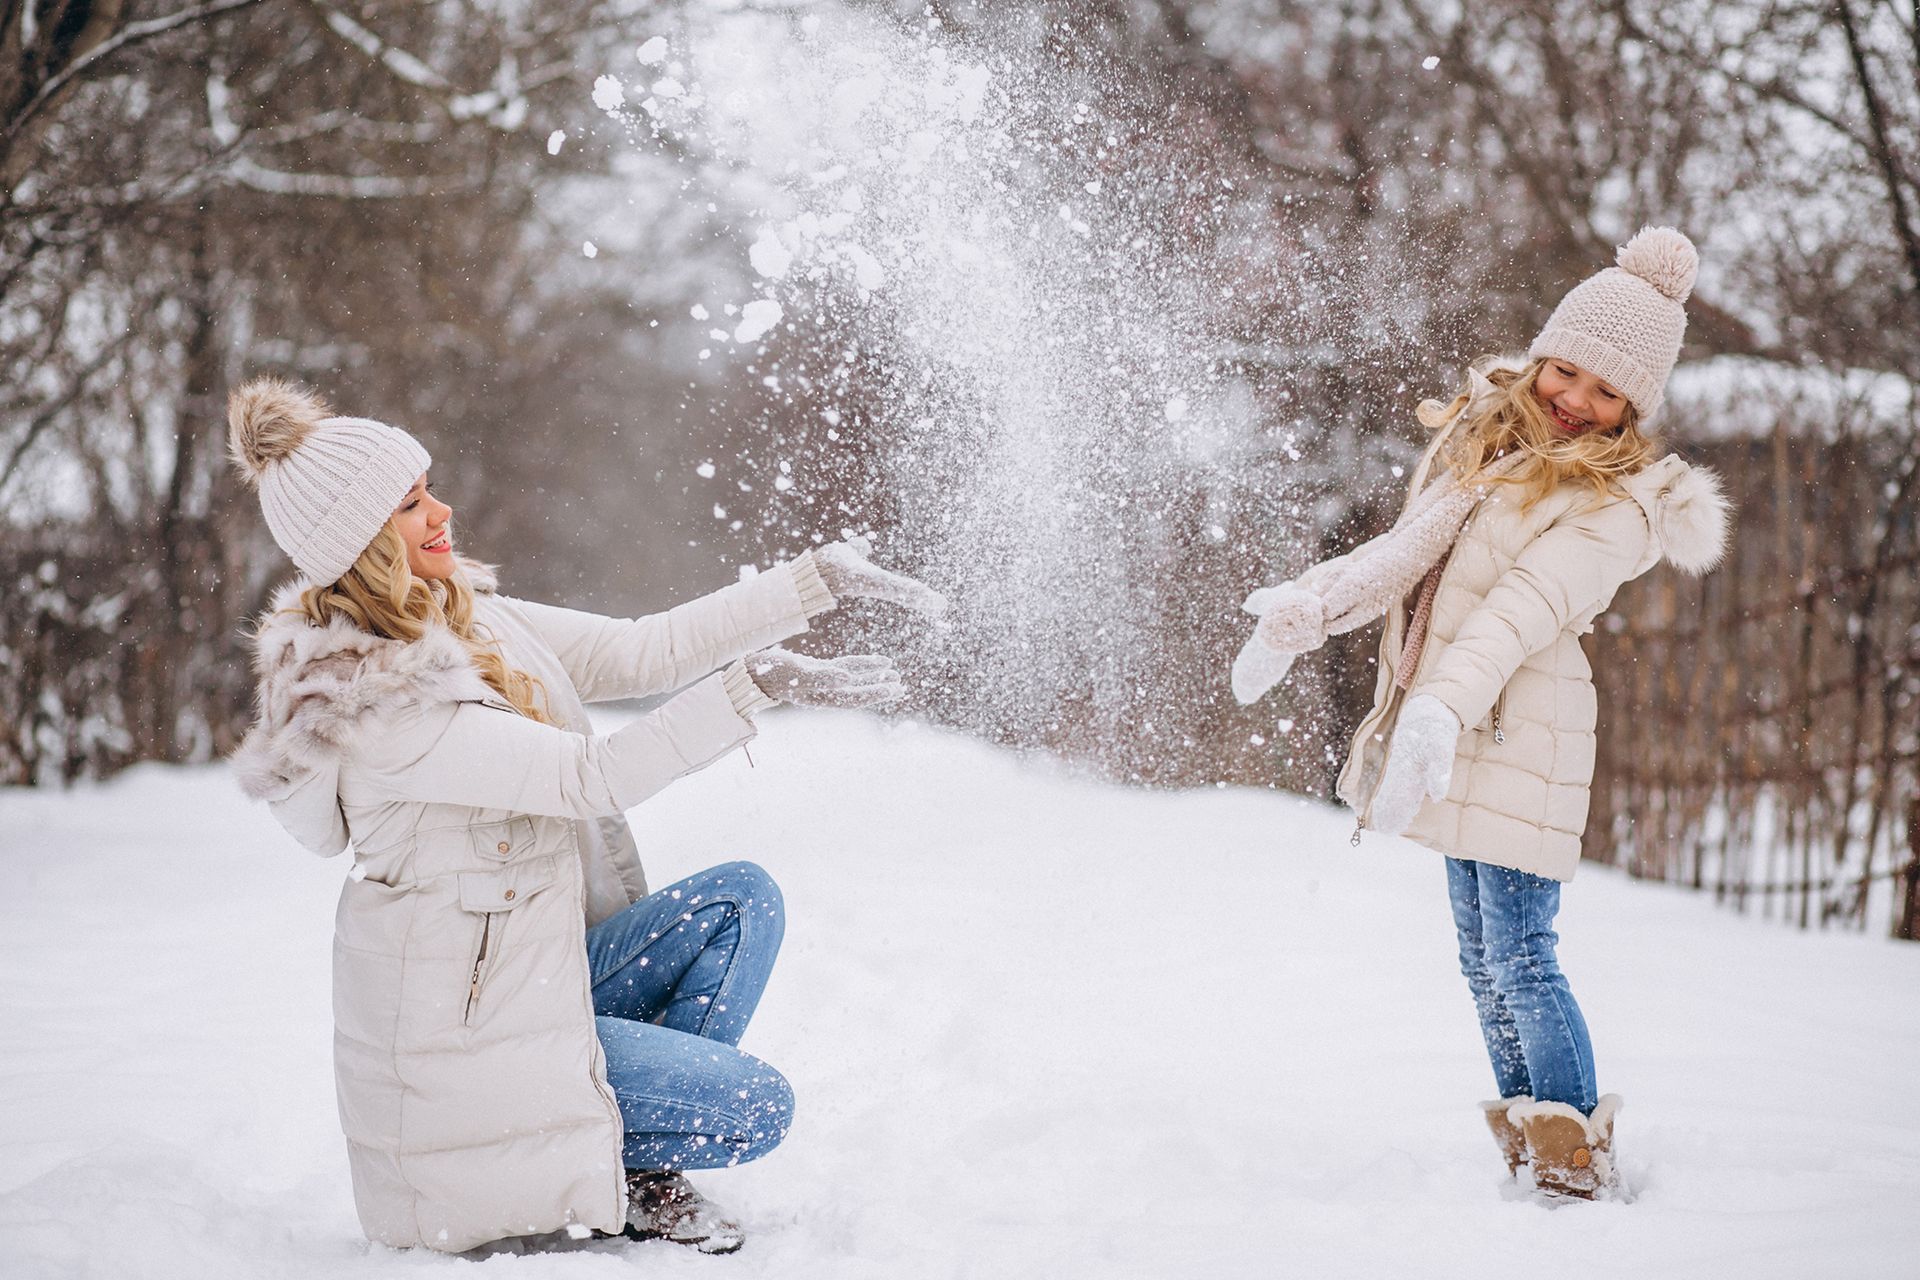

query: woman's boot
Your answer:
[623,1171,746,1253]
[1509,1095,1622,1199]
[1480,1096,1532,1175]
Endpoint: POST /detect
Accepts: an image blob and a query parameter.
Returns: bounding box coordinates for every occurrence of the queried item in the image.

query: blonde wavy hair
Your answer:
[291,524,555,724]
[1416,357,1656,509]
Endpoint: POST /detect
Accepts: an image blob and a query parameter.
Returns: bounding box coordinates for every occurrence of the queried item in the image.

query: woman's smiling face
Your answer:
[391,473,456,581]
[1534,360,1627,435]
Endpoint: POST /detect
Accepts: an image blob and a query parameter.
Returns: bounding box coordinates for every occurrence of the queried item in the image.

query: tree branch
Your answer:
[4,0,264,149]
[303,0,531,129]
[223,155,482,198]
[1610,1,1920,196]
[0,320,143,495]
[1835,0,1920,320]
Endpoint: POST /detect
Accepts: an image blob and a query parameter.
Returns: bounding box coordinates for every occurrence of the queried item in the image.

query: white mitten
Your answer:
[1241,584,1288,617]
[813,536,947,617]
[1368,694,1461,836]
[1231,633,1297,706]
[1232,582,1327,704]
[748,648,906,709]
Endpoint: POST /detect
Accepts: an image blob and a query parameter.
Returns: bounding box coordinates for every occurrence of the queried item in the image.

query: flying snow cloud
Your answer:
[595,10,1269,744]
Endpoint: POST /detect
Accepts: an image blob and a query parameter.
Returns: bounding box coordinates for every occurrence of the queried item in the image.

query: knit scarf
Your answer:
[1395,549,1452,690]
[1250,450,1525,663]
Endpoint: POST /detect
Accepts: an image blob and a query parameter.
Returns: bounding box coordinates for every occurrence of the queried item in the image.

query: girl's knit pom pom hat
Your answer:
[227,377,432,585]
[1528,225,1698,421]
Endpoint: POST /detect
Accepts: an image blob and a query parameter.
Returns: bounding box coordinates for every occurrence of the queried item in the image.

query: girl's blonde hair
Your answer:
[291,524,554,724]
[1416,357,1656,508]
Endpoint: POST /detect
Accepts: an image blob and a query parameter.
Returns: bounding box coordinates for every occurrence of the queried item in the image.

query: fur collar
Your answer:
[229,557,501,803]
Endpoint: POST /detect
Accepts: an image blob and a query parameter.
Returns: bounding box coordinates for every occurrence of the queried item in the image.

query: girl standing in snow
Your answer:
[1231,227,1730,1198]
[227,380,942,1254]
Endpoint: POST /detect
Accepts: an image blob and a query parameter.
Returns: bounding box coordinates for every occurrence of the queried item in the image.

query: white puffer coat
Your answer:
[1335,428,1730,880]
[231,556,830,1252]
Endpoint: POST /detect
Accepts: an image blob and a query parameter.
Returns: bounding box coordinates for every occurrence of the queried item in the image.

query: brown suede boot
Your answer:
[622,1171,745,1254]
[1481,1096,1531,1176]
[1510,1095,1621,1200]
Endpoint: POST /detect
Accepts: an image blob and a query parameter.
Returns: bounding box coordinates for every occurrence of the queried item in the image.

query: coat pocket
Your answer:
[469,815,539,863]
[1475,686,1511,744]
[458,855,558,1026]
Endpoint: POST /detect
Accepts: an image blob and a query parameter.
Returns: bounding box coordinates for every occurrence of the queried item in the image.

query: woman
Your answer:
[227,379,942,1253]
[1232,227,1730,1198]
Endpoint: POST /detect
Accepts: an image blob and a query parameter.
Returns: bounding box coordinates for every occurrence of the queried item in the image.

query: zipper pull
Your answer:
[1350,820,1364,848]
[1492,700,1506,745]
[743,745,756,769]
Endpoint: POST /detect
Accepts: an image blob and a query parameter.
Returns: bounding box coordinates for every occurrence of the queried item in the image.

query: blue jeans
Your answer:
[1444,858,1598,1114]
[585,861,794,1172]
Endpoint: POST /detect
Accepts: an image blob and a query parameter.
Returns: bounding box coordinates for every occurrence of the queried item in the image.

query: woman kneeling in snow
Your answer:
[1233,227,1730,1199]
[227,380,942,1254]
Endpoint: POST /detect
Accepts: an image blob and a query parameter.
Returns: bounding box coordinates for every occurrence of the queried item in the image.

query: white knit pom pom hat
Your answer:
[227,378,432,584]
[1528,225,1698,420]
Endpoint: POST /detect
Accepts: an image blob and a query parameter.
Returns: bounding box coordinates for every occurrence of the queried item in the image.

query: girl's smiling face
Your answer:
[1534,360,1627,435]
[391,473,456,580]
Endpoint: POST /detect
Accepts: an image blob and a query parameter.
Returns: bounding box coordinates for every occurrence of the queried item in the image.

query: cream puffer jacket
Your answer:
[1335,429,1730,881]
[231,555,832,1252]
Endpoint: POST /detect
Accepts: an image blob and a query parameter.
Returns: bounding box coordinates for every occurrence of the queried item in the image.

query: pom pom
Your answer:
[1615,225,1697,303]
[227,377,331,486]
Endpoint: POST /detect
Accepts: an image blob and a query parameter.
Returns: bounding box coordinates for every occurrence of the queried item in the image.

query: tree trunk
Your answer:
[1899,795,1920,942]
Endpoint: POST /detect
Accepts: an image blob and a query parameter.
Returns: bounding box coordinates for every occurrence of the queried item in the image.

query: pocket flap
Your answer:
[458,856,557,913]
[470,815,538,861]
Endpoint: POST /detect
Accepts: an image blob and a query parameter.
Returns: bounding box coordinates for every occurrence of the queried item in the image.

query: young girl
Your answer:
[227,380,942,1253]
[1231,227,1730,1198]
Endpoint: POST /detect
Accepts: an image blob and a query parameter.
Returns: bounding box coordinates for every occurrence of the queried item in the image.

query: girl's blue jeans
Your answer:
[1444,857,1598,1114]
[585,861,793,1172]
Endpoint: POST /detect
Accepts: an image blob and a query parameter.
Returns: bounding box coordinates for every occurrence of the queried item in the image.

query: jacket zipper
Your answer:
[1353,687,1409,845]
[464,913,496,1025]
[1491,689,1508,745]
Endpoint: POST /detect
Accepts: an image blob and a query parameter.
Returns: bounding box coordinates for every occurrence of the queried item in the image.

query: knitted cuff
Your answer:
[721,661,778,719]
[788,550,837,618]
[1254,584,1330,654]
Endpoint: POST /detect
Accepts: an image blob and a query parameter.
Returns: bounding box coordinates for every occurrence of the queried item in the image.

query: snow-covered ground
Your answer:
[3,712,1916,1279]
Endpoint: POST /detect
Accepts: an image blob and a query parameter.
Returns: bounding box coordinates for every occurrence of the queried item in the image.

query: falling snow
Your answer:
[590,75,624,111]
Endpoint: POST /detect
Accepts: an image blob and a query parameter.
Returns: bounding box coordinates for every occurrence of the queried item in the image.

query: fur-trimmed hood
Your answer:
[228,558,500,854]
[1465,357,1732,577]
[1619,453,1732,577]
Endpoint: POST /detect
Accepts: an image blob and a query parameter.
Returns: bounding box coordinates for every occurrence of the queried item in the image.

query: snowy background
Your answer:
[5,2,1919,1272]
[5,712,1917,1278]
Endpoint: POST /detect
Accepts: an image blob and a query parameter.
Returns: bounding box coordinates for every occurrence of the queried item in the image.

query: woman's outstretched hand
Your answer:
[748,648,906,709]
[1367,694,1461,837]
[814,537,947,617]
